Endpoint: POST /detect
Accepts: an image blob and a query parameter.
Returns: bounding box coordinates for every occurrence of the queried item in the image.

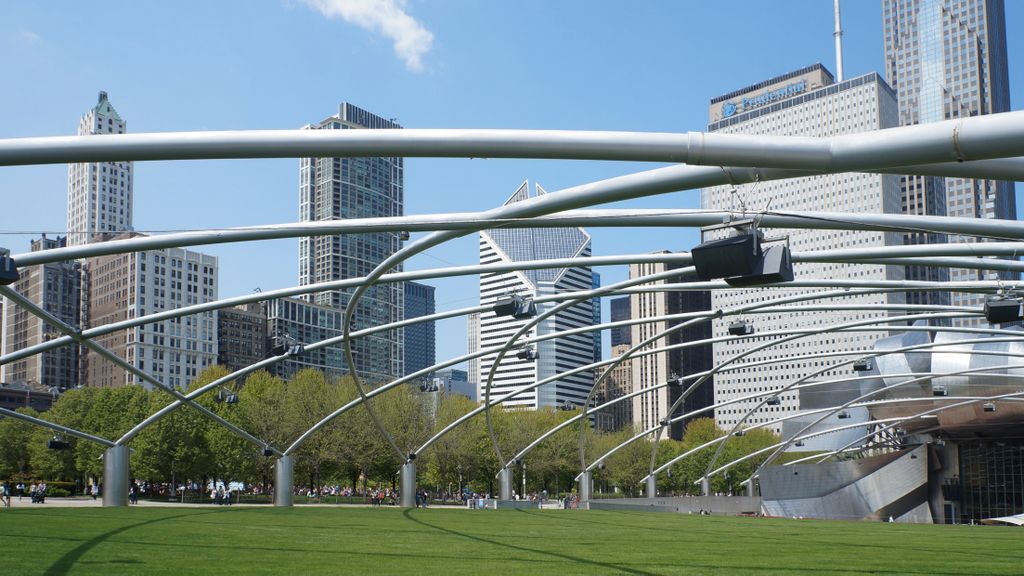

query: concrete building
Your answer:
[629,258,713,440]
[884,0,1015,320]
[596,296,634,430]
[704,64,904,434]
[298,103,404,382]
[3,236,81,390]
[82,234,218,389]
[217,302,266,373]
[594,343,633,432]
[404,281,436,379]
[67,92,132,248]
[476,182,595,409]
[263,297,345,381]
[0,382,57,412]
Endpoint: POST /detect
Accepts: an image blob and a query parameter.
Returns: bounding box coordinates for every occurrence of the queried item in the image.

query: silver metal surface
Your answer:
[102,445,129,508]
[498,468,514,501]
[275,456,294,507]
[400,461,417,509]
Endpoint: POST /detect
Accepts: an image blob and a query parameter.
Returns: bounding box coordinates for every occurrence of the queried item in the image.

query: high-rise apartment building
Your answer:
[404,281,436,379]
[299,103,404,382]
[476,182,595,409]
[67,92,132,248]
[217,302,267,373]
[82,234,218,389]
[704,64,904,434]
[3,236,81,390]
[629,258,713,440]
[884,0,1014,319]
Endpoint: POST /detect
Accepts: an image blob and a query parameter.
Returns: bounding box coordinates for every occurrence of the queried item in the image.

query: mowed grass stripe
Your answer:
[1,507,1022,575]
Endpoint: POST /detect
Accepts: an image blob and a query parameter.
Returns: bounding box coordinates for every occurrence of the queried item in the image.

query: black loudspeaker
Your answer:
[853,358,873,372]
[48,439,67,450]
[728,321,754,336]
[691,233,761,281]
[724,245,794,287]
[984,299,1022,324]
[262,447,274,457]
[492,295,521,317]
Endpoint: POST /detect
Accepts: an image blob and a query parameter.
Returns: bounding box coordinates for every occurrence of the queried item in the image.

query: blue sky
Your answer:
[1,1,1023,368]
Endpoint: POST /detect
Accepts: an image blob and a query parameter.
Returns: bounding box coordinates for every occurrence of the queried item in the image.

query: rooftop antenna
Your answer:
[833,0,844,82]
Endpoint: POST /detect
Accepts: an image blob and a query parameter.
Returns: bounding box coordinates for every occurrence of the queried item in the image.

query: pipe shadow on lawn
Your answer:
[402,508,659,576]
[43,509,226,576]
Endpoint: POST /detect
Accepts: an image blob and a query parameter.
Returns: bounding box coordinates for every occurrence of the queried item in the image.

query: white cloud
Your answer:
[18,30,41,44]
[302,0,434,72]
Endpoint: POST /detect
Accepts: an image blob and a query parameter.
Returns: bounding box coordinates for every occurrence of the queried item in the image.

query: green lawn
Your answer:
[1,506,1022,575]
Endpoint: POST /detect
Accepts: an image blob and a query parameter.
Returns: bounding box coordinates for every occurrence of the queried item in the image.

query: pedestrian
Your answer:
[17,482,25,502]
[1,480,9,508]
[129,484,138,505]
[91,483,99,500]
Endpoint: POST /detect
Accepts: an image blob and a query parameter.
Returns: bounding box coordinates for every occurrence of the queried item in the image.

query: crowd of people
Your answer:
[0,481,49,504]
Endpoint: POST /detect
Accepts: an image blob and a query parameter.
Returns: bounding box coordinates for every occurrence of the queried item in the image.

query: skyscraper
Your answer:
[629,257,713,440]
[404,281,436,379]
[67,92,132,248]
[467,312,480,394]
[591,272,602,365]
[476,182,595,409]
[884,0,1015,320]
[704,64,904,434]
[299,103,404,382]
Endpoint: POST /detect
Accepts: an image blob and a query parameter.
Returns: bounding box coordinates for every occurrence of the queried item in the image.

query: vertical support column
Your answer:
[700,476,711,497]
[102,445,129,508]
[400,460,417,508]
[646,475,657,499]
[578,471,591,504]
[275,455,294,507]
[498,467,513,500]
[745,480,755,498]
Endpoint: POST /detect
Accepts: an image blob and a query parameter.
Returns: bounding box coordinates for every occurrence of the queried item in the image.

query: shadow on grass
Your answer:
[402,508,659,575]
[43,509,225,576]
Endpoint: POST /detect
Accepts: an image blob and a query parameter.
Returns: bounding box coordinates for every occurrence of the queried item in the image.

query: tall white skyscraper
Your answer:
[467,312,480,394]
[476,182,595,409]
[67,92,133,248]
[704,64,904,434]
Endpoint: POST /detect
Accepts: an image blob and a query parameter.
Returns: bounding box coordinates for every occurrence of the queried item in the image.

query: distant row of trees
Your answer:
[0,366,783,497]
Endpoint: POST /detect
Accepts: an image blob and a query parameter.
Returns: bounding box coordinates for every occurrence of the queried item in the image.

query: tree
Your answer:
[0,409,39,481]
